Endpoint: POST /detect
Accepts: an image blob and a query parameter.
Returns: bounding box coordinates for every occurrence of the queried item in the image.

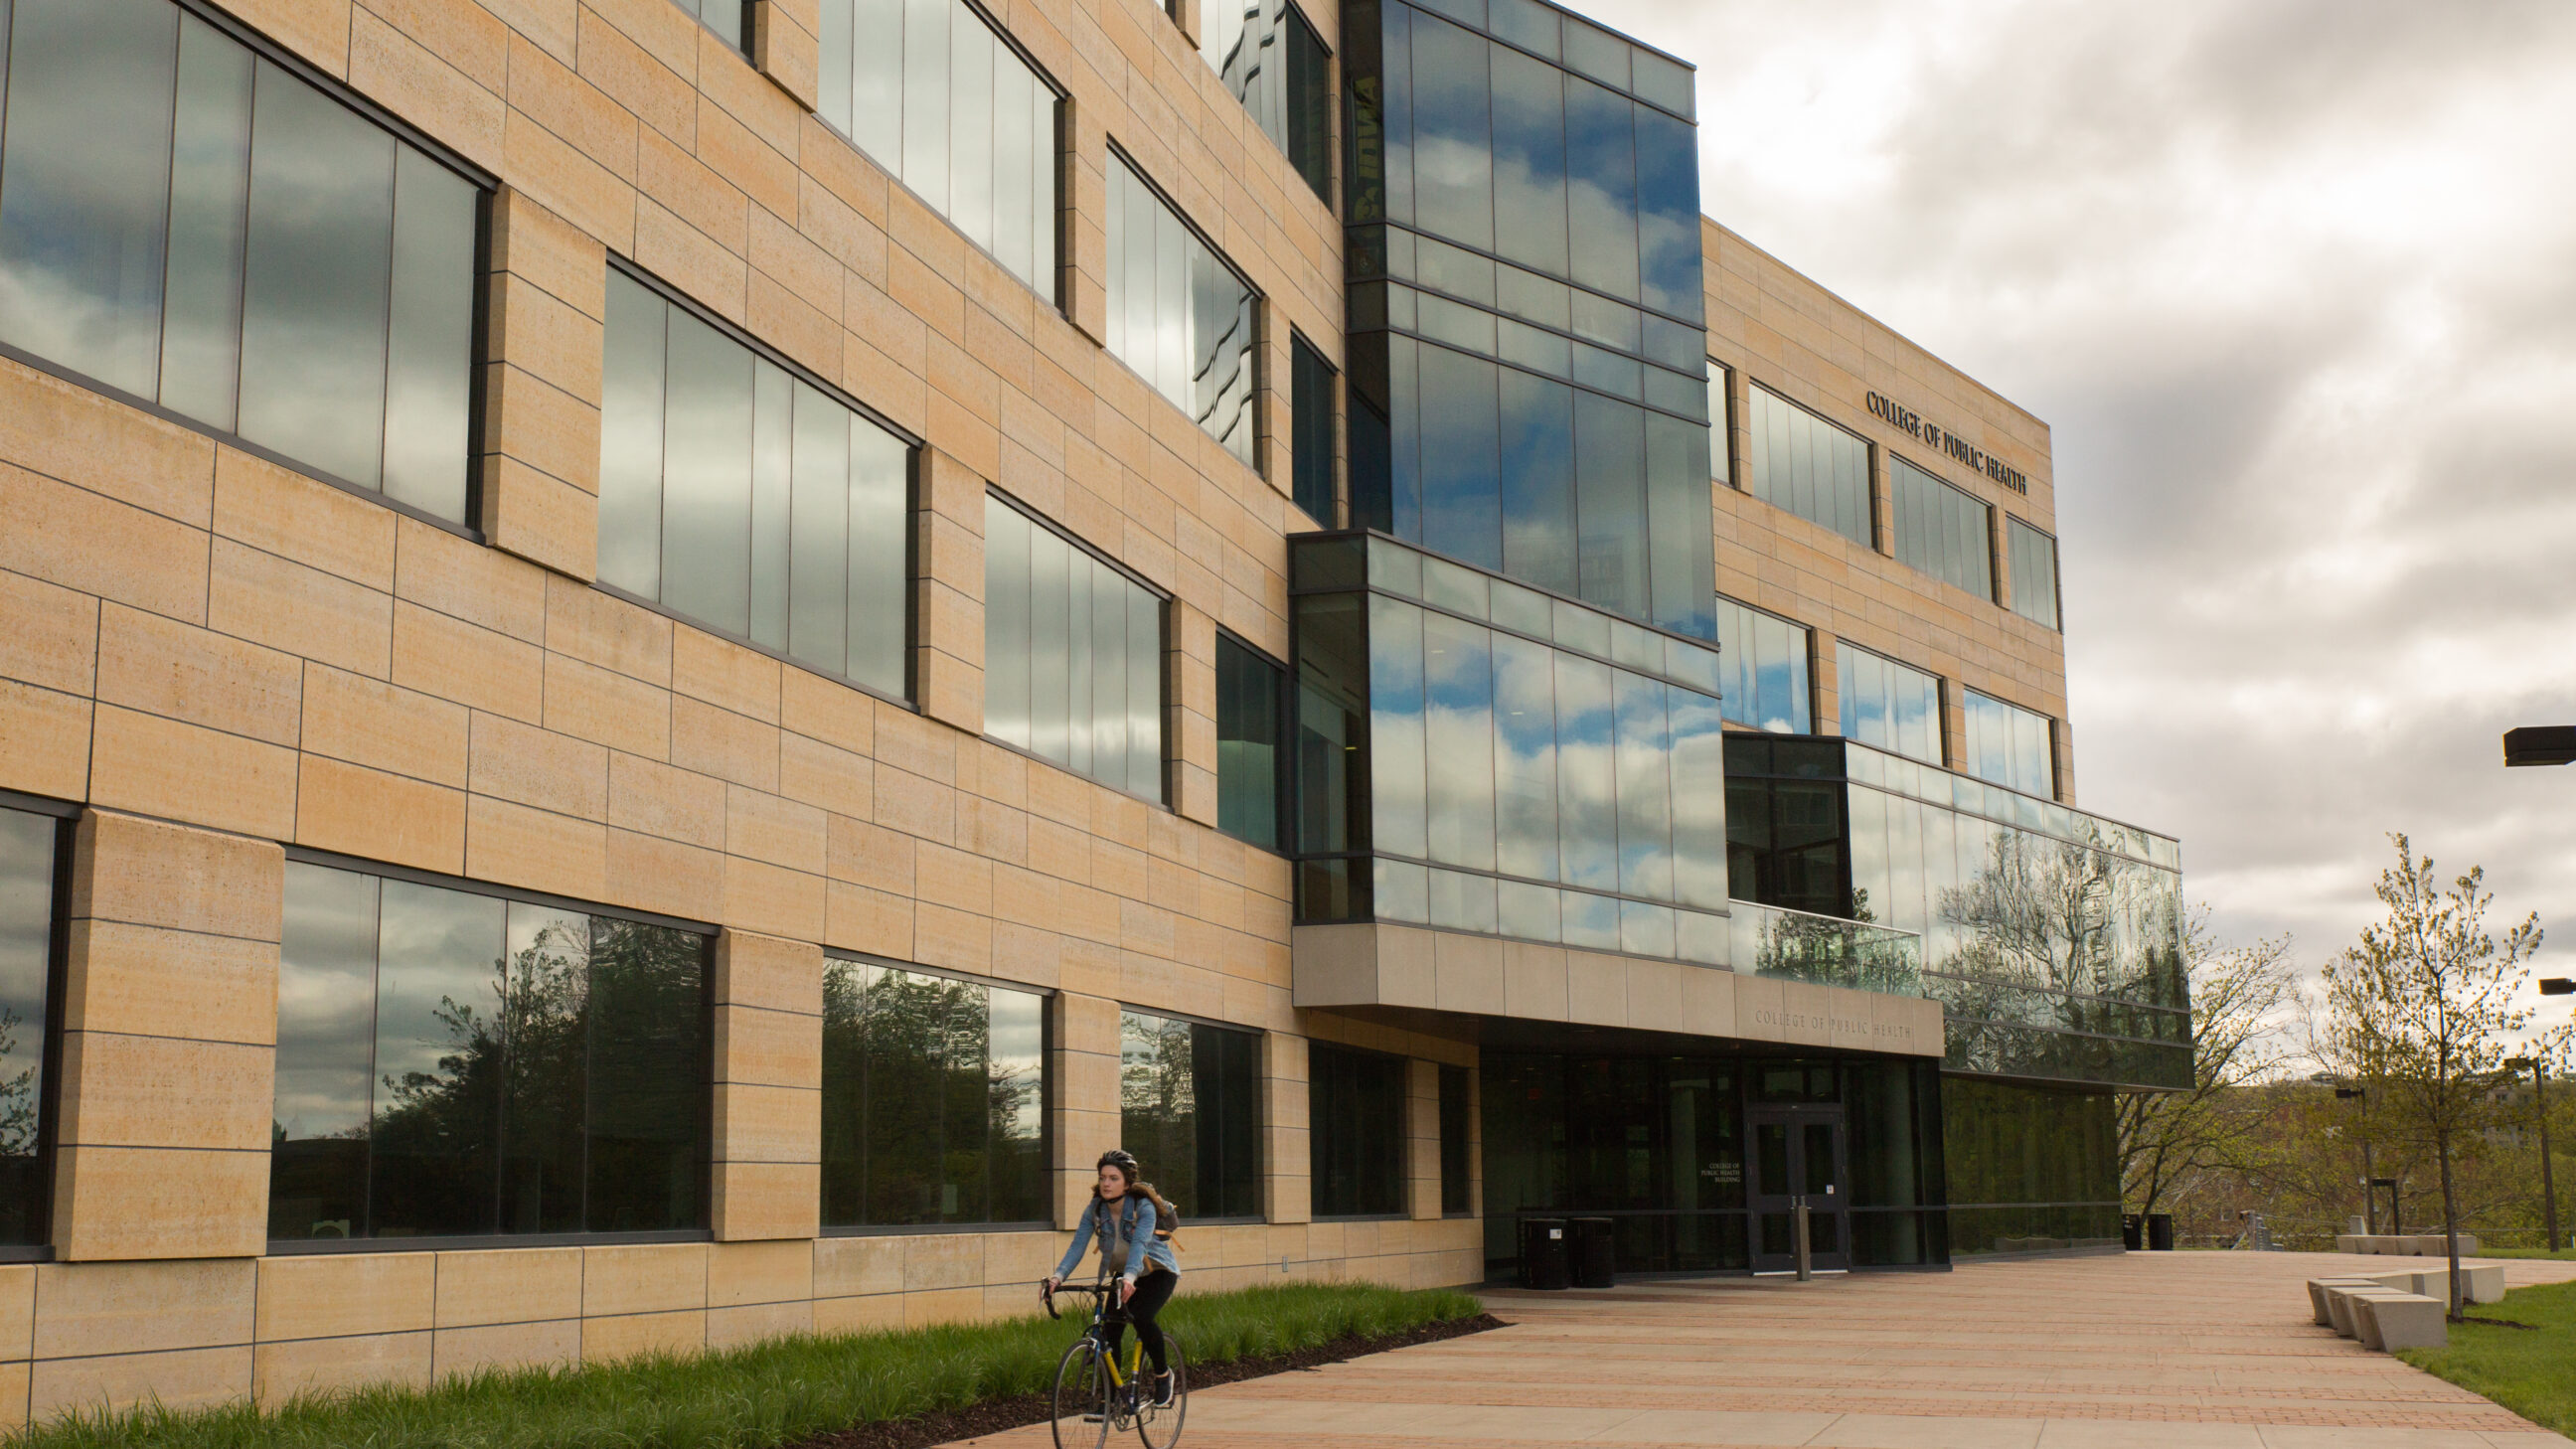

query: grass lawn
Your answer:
[2398,1277,2576,1435]
[2475,1247,2576,1261]
[9,1281,1484,1449]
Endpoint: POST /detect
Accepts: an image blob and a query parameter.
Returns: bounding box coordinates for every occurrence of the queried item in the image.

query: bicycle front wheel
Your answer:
[1133,1331,1187,1449]
[1050,1337,1112,1449]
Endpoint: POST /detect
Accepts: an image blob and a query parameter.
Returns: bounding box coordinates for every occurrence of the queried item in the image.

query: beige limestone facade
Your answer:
[1702,221,2077,801]
[0,0,2077,1427]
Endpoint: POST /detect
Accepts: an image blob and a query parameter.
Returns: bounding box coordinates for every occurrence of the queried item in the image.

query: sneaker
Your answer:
[1150,1371,1176,1408]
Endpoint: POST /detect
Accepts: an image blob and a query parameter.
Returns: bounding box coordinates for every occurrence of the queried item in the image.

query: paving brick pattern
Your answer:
[952,1251,2576,1448]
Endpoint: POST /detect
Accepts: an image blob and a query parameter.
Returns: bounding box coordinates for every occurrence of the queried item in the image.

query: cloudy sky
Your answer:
[1579,0,2576,1015]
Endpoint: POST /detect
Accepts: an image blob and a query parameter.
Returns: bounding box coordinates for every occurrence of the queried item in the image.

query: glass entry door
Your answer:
[1748,1107,1850,1273]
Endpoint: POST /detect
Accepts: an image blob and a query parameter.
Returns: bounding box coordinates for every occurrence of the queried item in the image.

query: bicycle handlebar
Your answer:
[1040,1280,1116,1320]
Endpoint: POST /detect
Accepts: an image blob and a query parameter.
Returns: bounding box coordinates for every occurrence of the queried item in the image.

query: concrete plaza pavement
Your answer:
[953,1250,2576,1449]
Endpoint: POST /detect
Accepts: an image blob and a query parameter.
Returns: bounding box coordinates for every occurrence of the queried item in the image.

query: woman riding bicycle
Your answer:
[1046,1149,1182,1407]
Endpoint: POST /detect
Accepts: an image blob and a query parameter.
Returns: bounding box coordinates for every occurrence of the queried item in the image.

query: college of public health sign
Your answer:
[1865,392,2029,495]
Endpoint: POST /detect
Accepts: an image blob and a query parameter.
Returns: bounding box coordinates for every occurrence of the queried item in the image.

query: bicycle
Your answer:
[1043,1280,1188,1449]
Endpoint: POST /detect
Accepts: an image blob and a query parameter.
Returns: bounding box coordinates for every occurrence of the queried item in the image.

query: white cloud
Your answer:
[1583,0,2576,1023]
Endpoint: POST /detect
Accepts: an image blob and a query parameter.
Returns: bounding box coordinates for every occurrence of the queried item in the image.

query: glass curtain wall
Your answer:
[1721,735,1846,919]
[1842,740,2189,1089]
[1310,1043,1406,1215]
[1960,688,2053,798]
[271,863,711,1242]
[1341,0,1711,642]
[816,0,1058,297]
[2008,517,2061,630]
[1216,633,1286,852]
[818,958,1046,1227]
[1715,597,1809,733]
[1118,1009,1260,1218]
[984,493,1165,797]
[1746,386,1871,549]
[0,806,59,1247]
[598,270,912,698]
[1291,535,1729,964]
[1942,1075,2119,1253]
[0,0,481,523]
[1289,333,1337,524]
[1836,642,1941,766]
[1105,154,1257,467]
[1195,0,1332,202]
[1889,456,1994,601]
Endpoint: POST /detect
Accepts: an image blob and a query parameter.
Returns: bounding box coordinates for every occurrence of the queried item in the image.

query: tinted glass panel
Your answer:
[1962,688,2053,798]
[1122,1009,1259,1219]
[274,866,711,1242]
[984,493,1164,796]
[1290,334,1337,524]
[2008,517,2061,630]
[1891,455,1994,601]
[0,809,55,1246]
[816,0,1057,296]
[1437,1064,1470,1214]
[1311,1044,1406,1215]
[1201,0,1333,205]
[822,961,1048,1226]
[1747,385,1870,548]
[597,271,911,700]
[1837,641,1941,766]
[1716,598,1810,733]
[1217,633,1286,852]
[1107,155,1256,467]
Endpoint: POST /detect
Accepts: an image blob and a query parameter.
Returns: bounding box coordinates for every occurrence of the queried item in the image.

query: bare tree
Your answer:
[2319,834,2541,1318]
[2118,908,2296,1217]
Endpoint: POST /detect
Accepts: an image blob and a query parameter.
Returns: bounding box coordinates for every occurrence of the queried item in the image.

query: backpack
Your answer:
[1095,1193,1183,1251]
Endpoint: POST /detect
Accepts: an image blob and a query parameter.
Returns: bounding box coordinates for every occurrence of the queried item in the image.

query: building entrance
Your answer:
[1749,1106,1850,1273]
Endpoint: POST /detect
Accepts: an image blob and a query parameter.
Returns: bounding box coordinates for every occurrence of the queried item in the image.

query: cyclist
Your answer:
[1046,1149,1182,1407]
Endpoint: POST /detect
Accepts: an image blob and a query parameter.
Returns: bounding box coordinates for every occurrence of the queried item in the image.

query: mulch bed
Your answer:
[789,1313,1508,1449]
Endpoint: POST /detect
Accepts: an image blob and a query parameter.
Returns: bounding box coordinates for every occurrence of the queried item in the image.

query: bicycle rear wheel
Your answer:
[1050,1337,1112,1449]
[1132,1332,1187,1448]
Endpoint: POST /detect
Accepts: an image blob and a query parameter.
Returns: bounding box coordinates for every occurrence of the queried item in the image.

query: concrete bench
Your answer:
[2372,1266,2504,1305]
[2308,1276,2390,1326]
[2324,1284,2414,1338]
[2353,1292,2448,1352]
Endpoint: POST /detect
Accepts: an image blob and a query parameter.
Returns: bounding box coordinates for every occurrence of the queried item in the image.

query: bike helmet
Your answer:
[1096,1148,1140,1177]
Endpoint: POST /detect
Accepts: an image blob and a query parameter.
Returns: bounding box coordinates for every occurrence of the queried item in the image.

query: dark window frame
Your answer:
[1288,329,1340,527]
[267,851,719,1252]
[672,0,755,55]
[0,790,79,1263]
[1436,1062,1470,1216]
[1308,1039,1410,1219]
[0,0,498,544]
[818,951,1057,1235]
[594,255,924,715]
[2006,514,2064,632]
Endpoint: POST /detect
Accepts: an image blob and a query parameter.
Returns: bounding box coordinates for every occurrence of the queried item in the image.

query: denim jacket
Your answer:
[1053,1194,1181,1283]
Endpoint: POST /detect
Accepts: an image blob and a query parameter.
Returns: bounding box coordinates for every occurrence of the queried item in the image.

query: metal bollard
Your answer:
[1793,1202,1812,1282]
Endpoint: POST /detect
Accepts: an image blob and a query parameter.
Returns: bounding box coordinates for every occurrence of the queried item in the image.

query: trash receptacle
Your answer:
[2121,1213,2143,1251]
[2146,1212,2174,1251]
[1521,1217,1570,1290]
[1570,1216,1616,1288]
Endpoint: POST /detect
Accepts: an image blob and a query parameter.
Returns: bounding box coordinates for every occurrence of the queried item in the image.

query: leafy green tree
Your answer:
[2319,834,2541,1316]
[2117,909,2295,1217]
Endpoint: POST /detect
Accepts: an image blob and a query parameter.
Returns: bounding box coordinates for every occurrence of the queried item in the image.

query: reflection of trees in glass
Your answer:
[1122,1010,1198,1208]
[0,1007,37,1159]
[1746,902,1920,998]
[828,963,1046,1226]
[1932,822,2190,1086]
[585,917,705,1231]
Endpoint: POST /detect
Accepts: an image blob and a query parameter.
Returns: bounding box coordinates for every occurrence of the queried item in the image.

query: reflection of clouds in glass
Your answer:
[374,882,505,1092]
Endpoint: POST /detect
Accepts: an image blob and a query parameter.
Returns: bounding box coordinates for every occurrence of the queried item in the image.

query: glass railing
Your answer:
[1727,899,1922,998]
[1843,739,2181,871]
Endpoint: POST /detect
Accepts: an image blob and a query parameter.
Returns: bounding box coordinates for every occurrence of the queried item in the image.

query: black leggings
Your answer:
[1106,1269,1178,1375]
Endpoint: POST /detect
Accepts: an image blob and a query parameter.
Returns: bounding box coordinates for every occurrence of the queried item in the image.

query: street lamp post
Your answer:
[2335,1086,2374,1234]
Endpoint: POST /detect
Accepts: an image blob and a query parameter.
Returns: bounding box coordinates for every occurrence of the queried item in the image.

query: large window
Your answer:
[667,0,747,49]
[1216,634,1287,852]
[1962,689,2054,799]
[983,493,1165,798]
[818,0,1059,298]
[1310,1043,1405,1216]
[1746,385,1870,549]
[1890,456,1993,600]
[598,269,911,700]
[0,0,481,525]
[1105,154,1256,468]
[1290,333,1337,525]
[2008,517,2061,631]
[1290,536,1729,965]
[1197,0,1332,204]
[1716,597,1809,734]
[1837,642,1940,766]
[1721,735,1848,919]
[271,863,711,1243]
[1119,1010,1259,1220]
[0,804,62,1249]
[820,959,1046,1228]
